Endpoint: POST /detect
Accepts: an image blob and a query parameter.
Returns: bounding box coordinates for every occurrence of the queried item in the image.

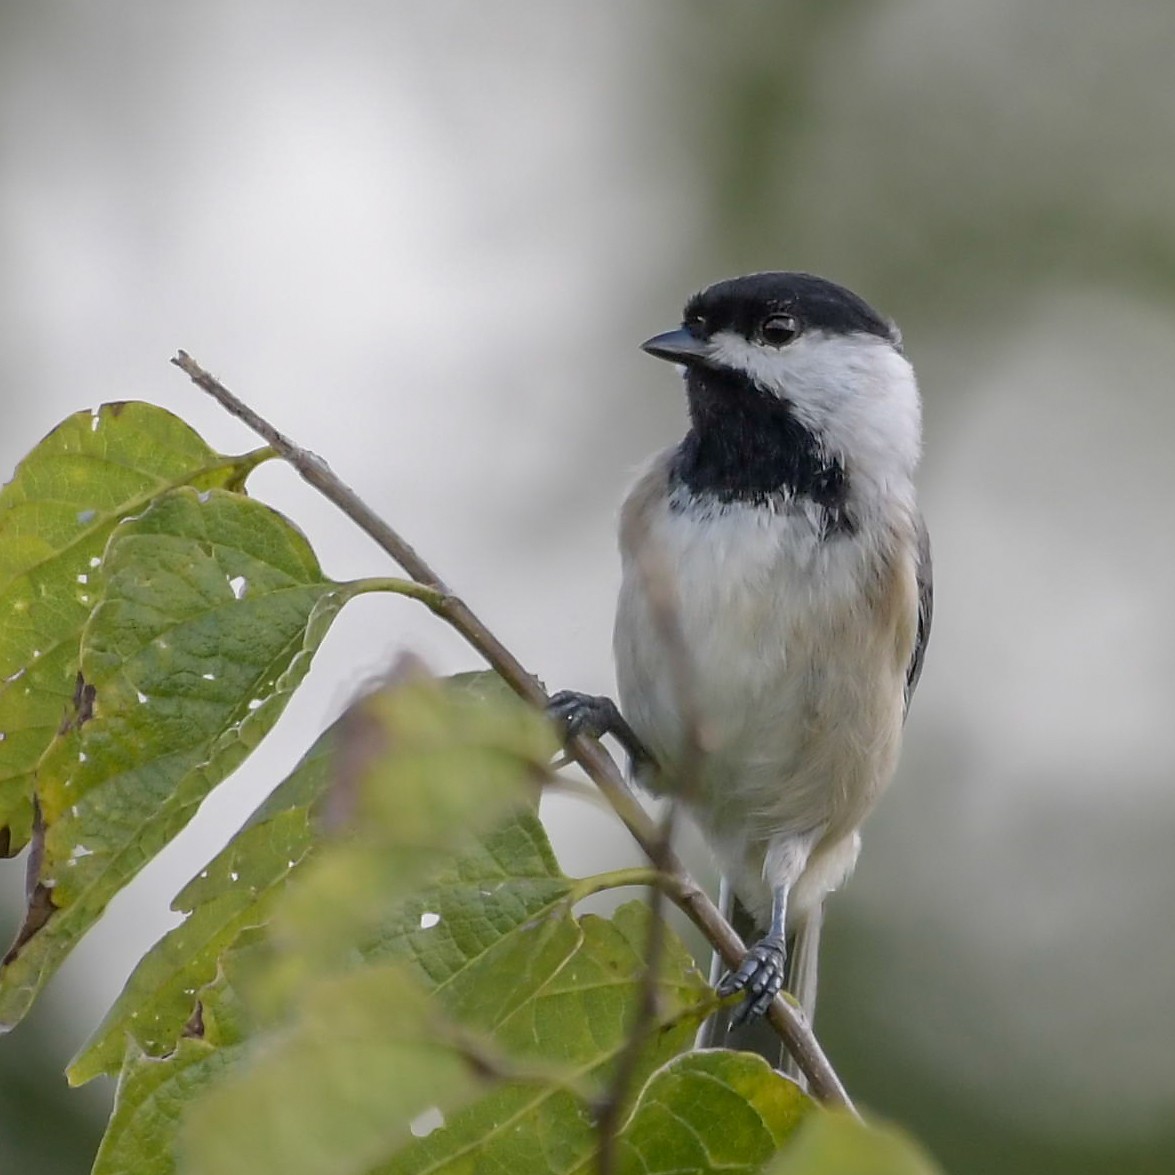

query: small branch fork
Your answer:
[170,350,856,1116]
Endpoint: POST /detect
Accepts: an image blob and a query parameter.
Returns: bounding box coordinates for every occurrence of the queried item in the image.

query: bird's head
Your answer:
[642,273,922,494]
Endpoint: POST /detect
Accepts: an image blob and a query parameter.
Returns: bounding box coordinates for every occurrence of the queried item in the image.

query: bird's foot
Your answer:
[546,690,625,743]
[718,936,787,1025]
[546,691,656,775]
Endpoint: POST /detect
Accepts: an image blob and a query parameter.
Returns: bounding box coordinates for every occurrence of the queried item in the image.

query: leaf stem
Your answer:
[569,867,662,903]
[171,350,857,1115]
[348,576,450,611]
[235,445,279,476]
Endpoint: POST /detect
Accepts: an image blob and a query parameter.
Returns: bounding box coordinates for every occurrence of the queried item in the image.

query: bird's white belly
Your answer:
[614,497,909,855]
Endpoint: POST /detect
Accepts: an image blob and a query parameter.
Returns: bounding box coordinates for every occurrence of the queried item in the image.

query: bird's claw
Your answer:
[718,937,787,1026]
[546,690,622,743]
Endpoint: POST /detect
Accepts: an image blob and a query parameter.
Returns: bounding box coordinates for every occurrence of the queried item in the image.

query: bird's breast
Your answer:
[614,480,917,845]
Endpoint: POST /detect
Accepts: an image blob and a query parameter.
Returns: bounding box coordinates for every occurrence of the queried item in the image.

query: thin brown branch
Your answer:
[170,350,856,1115]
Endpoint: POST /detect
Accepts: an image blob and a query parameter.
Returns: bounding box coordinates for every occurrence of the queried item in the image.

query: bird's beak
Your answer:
[640,328,712,366]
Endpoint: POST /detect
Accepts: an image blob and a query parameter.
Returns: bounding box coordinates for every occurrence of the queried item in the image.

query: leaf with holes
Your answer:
[179,962,505,1175]
[240,666,562,1026]
[95,1036,246,1175]
[0,486,377,1030]
[225,674,716,1175]
[68,668,540,1084]
[179,902,710,1175]
[90,926,262,1175]
[93,668,562,1175]
[0,401,269,856]
[97,666,712,1175]
[66,725,336,1084]
[373,901,710,1175]
[357,805,579,1009]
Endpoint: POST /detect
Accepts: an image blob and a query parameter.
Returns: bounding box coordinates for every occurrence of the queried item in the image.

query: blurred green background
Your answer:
[2,3,1174,1171]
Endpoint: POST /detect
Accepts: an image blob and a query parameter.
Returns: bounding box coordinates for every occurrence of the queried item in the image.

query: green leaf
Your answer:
[177,904,710,1175]
[178,964,495,1175]
[171,671,567,1175]
[89,666,718,1175]
[361,806,577,1006]
[95,1038,247,1175]
[0,402,268,855]
[140,668,711,1175]
[67,726,336,1084]
[607,1050,812,1174]
[0,486,360,1030]
[378,902,709,1175]
[261,668,558,988]
[92,930,262,1175]
[231,670,710,1175]
[70,669,551,1084]
[763,1111,944,1175]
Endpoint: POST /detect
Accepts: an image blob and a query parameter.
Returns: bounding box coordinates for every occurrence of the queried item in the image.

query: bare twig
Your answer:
[170,350,856,1115]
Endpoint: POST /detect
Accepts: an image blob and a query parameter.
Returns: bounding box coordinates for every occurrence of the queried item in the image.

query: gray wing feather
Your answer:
[904,514,933,712]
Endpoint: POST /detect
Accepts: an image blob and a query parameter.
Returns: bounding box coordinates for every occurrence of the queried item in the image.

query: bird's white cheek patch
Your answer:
[705,330,922,488]
[705,331,795,395]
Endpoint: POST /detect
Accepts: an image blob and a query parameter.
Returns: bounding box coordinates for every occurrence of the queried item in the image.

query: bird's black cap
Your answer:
[680,271,896,345]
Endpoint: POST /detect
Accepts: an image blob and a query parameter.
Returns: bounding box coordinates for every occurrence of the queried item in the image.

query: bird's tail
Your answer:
[780,903,822,1086]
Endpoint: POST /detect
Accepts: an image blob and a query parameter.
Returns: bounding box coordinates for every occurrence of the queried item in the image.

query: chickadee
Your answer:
[551,272,932,1034]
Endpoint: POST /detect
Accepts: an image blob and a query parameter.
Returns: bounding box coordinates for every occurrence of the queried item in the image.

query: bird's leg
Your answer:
[545,690,656,774]
[717,882,790,1025]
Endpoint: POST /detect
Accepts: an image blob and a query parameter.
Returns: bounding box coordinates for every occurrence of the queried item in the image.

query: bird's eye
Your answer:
[685,313,707,336]
[761,313,799,346]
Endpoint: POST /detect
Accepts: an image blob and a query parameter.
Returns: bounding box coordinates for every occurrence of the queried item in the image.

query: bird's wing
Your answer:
[904,513,933,712]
